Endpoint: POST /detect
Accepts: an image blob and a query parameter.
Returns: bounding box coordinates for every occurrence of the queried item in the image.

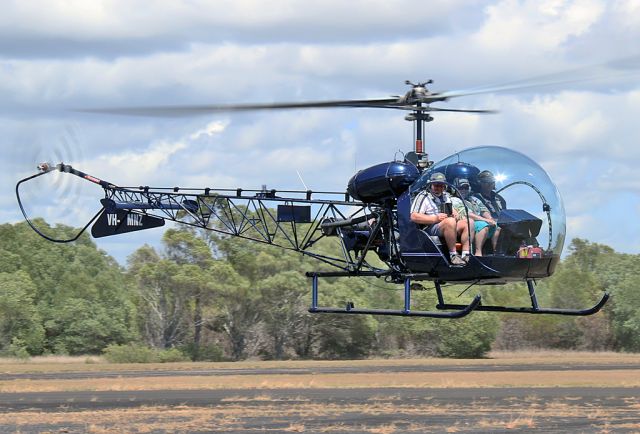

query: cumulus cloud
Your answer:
[474,0,605,52]
[79,139,188,186]
[2,1,640,262]
[0,0,479,58]
[189,120,229,140]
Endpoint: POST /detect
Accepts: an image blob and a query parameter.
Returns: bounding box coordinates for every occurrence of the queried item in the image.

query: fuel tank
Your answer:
[347,161,420,203]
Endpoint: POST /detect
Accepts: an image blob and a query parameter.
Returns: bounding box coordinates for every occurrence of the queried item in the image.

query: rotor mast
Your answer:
[404,80,434,170]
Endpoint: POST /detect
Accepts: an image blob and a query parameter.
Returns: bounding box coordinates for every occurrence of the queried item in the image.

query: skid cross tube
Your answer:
[307,272,481,318]
[436,279,610,316]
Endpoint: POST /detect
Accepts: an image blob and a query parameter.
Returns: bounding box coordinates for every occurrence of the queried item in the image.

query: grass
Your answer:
[0,354,103,365]
[486,349,640,363]
[0,399,635,433]
[1,352,638,433]
[1,349,639,374]
[1,351,640,393]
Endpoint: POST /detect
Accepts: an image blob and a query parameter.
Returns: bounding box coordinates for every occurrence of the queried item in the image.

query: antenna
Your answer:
[296,169,309,191]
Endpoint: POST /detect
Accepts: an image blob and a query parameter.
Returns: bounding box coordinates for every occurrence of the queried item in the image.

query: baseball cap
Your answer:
[454,177,470,187]
[429,172,447,183]
[477,170,495,183]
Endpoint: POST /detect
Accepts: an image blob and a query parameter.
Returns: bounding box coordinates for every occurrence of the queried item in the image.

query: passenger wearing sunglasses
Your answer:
[451,177,499,256]
[410,172,471,266]
[473,170,506,219]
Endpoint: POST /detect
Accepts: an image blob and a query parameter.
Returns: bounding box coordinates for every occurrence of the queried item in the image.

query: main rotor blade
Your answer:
[79,97,403,117]
[78,53,639,118]
[438,54,640,99]
[371,105,497,113]
[422,107,498,114]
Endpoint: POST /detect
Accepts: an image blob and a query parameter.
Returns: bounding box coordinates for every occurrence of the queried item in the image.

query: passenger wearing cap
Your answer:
[410,172,471,266]
[451,177,499,256]
[473,170,506,219]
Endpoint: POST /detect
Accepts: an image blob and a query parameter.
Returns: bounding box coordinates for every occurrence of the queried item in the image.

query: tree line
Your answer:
[1,220,639,360]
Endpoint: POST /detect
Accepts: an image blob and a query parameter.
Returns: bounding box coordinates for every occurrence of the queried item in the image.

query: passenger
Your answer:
[410,172,471,266]
[451,178,499,256]
[473,170,506,219]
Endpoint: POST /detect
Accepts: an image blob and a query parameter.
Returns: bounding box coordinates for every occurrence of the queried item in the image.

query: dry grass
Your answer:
[283,422,307,432]
[504,414,536,429]
[2,350,639,375]
[368,424,398,433]
[2,369,640,393]
[0,399,635,433]
[486,349,640,364]
[1,352,638,432]
[0,354,104,365]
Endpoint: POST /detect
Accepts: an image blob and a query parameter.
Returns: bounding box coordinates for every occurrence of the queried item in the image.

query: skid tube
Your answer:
[437,279,610,316]
[307,271,481,318]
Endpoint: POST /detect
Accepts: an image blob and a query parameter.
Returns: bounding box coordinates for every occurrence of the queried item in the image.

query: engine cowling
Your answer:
[347,161,420,203]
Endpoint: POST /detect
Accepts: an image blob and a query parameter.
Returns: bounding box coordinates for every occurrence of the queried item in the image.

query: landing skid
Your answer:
[307,272,480,319]
[307,273,609,318]
[437,279,610,316]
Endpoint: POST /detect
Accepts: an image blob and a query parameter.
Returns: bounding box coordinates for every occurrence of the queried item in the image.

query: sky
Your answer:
[2,0,640,264]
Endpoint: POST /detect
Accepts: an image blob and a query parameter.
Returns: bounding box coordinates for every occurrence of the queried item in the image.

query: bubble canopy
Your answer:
[410,146,566,255]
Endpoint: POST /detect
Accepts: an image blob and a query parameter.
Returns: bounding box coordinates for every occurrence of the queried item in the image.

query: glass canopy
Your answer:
[411,146,566,255]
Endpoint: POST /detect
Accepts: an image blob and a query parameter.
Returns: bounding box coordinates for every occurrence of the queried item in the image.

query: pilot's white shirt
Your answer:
[411,191,450,216]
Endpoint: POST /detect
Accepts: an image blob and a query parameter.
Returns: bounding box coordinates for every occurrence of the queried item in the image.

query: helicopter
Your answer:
[16,78,611,319]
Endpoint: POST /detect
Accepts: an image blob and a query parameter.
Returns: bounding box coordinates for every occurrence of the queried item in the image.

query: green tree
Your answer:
[45,297,132,354]
[0,221,137,355]
[436,312,498,358]
[0,249,21,273]
[315,314,377,359]
[0,271,45,355]
[129,257,190,349]
[400,287,498,358]
[163,228,216,358]
[492,239,635,352]
[611,276,640,351]
[257,271,309,359]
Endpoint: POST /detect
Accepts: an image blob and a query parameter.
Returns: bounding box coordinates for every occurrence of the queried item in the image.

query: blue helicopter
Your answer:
[17,80,609,319]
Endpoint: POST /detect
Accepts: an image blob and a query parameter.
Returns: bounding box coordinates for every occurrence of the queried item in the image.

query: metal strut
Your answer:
[307,272,481,318]
[436,279,610,316]
[17,163,380,273]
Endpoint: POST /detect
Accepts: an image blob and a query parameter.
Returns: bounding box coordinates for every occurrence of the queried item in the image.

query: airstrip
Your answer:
[0,351,638,432]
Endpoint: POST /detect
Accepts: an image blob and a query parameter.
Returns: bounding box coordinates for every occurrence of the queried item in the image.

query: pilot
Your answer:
[473,170,506,219]
[410,172,471,266]
[452,177,499,256]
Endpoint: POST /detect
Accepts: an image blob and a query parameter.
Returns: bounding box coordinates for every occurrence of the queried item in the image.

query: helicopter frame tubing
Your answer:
[17,163,389,274]
[102,185,388,272]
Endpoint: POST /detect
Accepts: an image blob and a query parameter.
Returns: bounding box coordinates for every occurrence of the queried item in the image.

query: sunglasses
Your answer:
[458,185,470,190]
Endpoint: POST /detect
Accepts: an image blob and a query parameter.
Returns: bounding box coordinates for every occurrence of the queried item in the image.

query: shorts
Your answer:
[425,223,442,236]
[474,220,496,237]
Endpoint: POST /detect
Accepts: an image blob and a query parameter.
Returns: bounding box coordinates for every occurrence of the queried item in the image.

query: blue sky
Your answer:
[2,0,639,264]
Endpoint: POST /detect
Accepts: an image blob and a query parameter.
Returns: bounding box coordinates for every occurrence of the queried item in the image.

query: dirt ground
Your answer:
[0,351,638,433]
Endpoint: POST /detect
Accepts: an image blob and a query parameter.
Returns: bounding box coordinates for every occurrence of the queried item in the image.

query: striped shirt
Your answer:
[411,191,450,216]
